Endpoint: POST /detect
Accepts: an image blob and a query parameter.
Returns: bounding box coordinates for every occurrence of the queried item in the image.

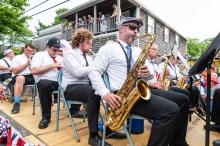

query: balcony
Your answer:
[62,16,118,41]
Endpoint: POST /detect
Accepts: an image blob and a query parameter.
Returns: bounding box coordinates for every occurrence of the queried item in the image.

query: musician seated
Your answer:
[62,28,126,146]
[92,17,189,146]
[211,88,220,132]
[0,49,15,82]
[10,44,35,114]
[31,37,62,129]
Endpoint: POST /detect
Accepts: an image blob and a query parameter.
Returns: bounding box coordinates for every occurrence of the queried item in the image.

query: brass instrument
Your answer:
[106,33,156,131]
[159,57,171,90]
[172,45,189,89]
[176,77,188,89]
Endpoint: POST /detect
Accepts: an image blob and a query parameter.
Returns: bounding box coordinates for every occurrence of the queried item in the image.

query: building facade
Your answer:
[33,0,187,56]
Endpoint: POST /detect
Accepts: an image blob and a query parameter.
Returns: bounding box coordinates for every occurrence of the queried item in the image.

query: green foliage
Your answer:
[35,20,51,34]
[35,8,69,34]
[12,47,23,55]
[187,38,214,57]
[53,8,68,25]
[0,0,33,46]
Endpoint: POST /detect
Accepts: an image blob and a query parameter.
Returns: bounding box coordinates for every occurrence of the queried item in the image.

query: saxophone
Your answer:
[159,58,171,90]
[106,33,156,131]
[176,77,189,89]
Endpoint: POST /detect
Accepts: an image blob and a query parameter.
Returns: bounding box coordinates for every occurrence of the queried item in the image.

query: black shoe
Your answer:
[70,110,87,118]
[38,118,51,129]
[105,128,127,139]
[11,103,20,114]
[88,136,111,146]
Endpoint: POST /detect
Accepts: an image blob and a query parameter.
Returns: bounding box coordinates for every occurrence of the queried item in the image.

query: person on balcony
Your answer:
[98,12,107,33]
[111,4,121,17]
[78,18,84,27]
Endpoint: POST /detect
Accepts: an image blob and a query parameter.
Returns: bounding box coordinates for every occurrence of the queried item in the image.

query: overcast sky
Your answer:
[26,0,220,40]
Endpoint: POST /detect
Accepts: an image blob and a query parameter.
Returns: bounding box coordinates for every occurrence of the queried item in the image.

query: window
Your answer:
[147,15,155,33]
[175,34,179,47]
[164,26,169,43]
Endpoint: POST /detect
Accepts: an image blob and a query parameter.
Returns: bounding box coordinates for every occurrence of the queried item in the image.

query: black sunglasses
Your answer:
[50,47,59,52]
[123,23,139,32]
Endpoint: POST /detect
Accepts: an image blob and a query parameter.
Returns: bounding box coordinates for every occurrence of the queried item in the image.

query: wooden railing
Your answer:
[62,16,118,40]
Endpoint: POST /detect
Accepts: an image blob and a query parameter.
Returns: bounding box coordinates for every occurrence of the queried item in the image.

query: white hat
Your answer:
[60,39,72,52]
[3,49,13,55]
[118,17,143,28]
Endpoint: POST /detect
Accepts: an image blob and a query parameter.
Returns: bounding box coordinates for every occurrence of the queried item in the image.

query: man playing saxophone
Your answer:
[90,17,189,146]
[164,54,201,110]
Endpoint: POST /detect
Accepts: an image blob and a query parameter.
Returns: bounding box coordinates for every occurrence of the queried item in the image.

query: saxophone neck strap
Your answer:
[117,41,132,75]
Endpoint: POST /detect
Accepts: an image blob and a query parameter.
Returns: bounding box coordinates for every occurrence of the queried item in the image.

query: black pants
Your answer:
[130,88,189,146]
[37,79,59,119]
[212,88,220,125]
[64,84,100,133]
[0,73,11,82]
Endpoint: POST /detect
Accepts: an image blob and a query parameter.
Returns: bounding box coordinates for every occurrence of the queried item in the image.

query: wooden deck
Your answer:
[0,97,220,146]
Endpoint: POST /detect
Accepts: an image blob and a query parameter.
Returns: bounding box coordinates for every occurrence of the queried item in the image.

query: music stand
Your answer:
[189,32,220,146]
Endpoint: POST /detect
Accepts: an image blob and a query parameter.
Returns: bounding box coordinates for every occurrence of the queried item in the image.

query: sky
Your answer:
[25,0,220,40]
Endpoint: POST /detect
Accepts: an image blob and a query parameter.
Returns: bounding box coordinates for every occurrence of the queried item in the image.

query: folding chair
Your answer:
[101,72,134,146]
[55,70,86,142]
[11,83,37,115]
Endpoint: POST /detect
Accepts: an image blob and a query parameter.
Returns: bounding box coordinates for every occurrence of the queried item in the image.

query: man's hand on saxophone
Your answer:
[137,65,150,78]
[103,93,121,109]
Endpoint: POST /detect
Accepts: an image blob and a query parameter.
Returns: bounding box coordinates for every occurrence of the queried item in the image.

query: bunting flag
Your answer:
[0,116,38,146]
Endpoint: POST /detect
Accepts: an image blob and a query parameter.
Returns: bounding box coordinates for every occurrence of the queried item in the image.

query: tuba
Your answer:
[106,33,156,131]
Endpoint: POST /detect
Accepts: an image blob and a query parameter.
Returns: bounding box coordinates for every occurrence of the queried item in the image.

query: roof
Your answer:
[60,0,105,18]
[60,0,187,40]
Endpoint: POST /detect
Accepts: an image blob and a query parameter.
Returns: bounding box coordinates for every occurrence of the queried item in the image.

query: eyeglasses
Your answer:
[123,23,139,32]
[50,47,59,52]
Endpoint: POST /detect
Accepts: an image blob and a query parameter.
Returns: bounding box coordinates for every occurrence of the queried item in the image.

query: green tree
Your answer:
[35,20,51,35]
[53,8,68,25]
[187,38,213,57]
[0,0,33,46]
[35,8,69,34]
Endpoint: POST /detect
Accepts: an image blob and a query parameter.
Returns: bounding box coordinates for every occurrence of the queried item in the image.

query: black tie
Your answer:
[82,53,89,66]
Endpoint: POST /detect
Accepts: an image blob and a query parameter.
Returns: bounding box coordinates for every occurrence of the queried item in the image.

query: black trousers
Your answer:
[37,79,59,119]
[130,88,189,146]
[0,73,11,82]
[64,84,100,133]
[212,88,220,125]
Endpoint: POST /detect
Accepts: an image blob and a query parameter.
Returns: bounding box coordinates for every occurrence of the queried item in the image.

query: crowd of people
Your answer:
[64,4,121,33]
[1,16,220,146]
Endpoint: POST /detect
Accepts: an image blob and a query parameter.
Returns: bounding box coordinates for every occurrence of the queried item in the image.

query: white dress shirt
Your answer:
[167,63,181,80]
[62,48,109,97]
[11,54,31,77]
[145,57,159,84]
[31,51,59,83]
[93,40,142,94]
[0,57,12,74]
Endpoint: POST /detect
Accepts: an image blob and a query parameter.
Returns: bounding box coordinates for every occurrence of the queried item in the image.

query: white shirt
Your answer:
[11,54,31,77]
[93,40,142,94]
[62,48,109,97]
[167,63,181,80]
[31,51,59,83]
[145,57,159,84]
[0,57,12,74]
